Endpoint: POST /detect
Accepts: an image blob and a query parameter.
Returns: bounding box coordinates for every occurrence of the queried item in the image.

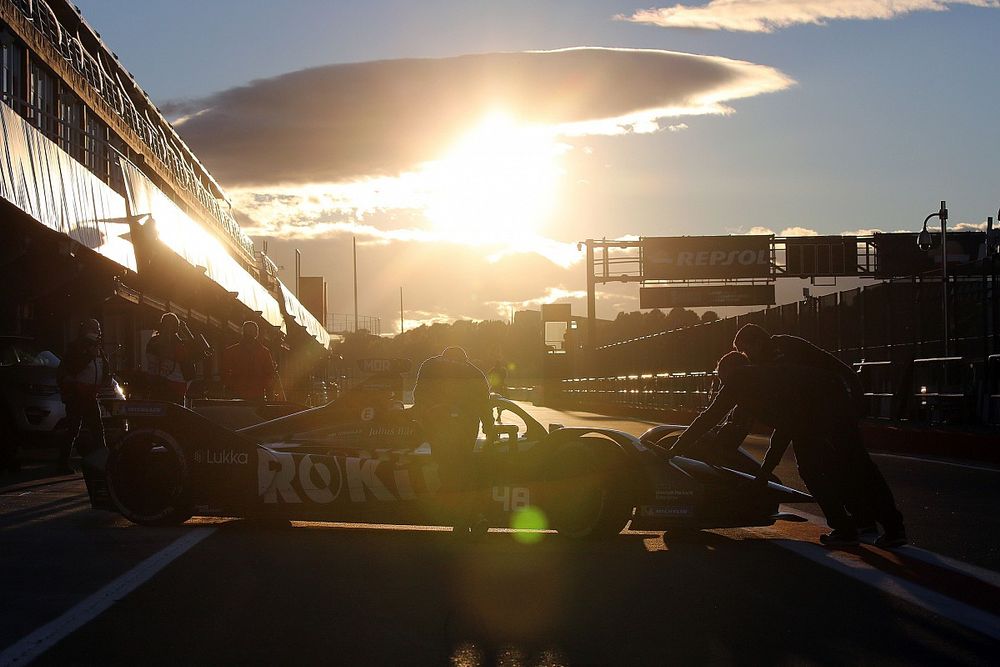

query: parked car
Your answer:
[0,336,125,471]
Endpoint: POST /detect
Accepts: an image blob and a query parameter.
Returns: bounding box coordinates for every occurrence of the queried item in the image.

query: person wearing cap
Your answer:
[733,324,906,548]
[223,321,282,402]
[412,346,496,535]
[56,319,110,474]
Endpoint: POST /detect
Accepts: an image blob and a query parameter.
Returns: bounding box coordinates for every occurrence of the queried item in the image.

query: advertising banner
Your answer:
[784,236,858,277]
[642,236,772,280]
[640,285,776,308]
[874,232,986,278]
[541,303,572,322]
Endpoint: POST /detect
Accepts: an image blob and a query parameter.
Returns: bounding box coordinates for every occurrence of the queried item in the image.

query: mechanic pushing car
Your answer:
[412,346,497,534]
[669,351,864,547]
[56,319,110,474]
[733,324,906,548]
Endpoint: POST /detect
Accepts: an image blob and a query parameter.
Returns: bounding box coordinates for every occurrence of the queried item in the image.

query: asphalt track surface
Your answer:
[2,404,998,666]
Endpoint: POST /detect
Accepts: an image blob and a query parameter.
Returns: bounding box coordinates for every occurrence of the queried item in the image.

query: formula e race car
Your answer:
[83,361,810,539]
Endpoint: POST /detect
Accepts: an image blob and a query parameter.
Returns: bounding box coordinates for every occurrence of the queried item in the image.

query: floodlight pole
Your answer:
[352,237,359,333]
[583,240,596,349]
[918,201,949,356]
[294,248,301,297]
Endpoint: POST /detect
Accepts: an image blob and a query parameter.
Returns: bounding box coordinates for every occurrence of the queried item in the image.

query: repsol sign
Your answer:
[642,235,773,280]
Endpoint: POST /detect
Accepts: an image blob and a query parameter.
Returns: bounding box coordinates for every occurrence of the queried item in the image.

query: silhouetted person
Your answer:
[733,324,864,412]
[412,346,496,534]
[671,351,862,547]
[223,321,282,402]
[733,324,905,548]
[487,360,508,397]
[145,313,195,404]
[487,360,509,421]
[56,319,109,474]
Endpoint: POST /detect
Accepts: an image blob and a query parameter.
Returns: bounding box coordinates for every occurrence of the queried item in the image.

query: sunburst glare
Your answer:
[423,112,567,246]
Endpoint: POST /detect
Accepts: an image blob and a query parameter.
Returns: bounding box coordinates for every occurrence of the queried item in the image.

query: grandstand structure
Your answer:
[0,0,332,401]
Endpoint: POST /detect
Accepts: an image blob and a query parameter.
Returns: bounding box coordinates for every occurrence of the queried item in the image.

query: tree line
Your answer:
[329,307,713,382]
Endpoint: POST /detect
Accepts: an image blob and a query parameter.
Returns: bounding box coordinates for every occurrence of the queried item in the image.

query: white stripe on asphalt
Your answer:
[784,507,1000,589]
[774,539,1000,642]
[869,452,1000,473]
[763,508,1000,640]
[0,527,217,667]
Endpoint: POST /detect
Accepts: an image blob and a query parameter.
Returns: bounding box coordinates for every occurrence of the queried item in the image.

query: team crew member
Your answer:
[56,319,109,474]
[670,352,862,547]
[412,346,496,534]
[223,321,282,402]
[733,324,864,411]
[145,313,194,404]
[733,324,906,548]
[487,360,509,422]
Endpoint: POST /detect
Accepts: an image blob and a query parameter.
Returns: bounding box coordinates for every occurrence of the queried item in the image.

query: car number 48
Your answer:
[492,486,530,512]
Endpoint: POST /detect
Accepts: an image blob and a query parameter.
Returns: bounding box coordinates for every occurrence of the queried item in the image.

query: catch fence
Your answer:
[560,258,1000,426]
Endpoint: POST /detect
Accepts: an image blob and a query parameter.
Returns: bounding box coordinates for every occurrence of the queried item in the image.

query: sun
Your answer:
[423,112,566,246]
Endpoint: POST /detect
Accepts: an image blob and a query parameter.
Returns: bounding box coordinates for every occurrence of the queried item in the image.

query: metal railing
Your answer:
[325,313,382,336]
[560,372,716,414]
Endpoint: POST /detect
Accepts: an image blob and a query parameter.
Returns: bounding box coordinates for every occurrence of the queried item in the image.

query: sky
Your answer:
[74,0,1000,331]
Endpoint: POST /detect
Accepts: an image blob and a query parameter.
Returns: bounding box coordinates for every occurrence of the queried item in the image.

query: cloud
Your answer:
[841,228,885,236]
[618,1,999,33]
[485,287,590,317]
[952,221,988,231]
[166,48,792,186]
[230,185,583,267]
[401,311,458,332]
[780,226,819,236]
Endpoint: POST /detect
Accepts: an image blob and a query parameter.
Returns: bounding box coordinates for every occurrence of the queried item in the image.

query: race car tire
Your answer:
[106,428,193,526]
[543,438,631,540]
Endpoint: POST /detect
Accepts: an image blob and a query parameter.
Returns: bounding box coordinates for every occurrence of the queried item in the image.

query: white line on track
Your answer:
[869,452,1000,473]
[0,526,217,667]
[761,507,1000,640]
[774,539,1000,641]
[783,508,1000,589]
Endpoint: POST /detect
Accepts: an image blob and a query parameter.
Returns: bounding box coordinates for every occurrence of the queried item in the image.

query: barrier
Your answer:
[559,371,715,414]
[910,357,980,425]
[854,361,895,419]
[987,355,1000,426]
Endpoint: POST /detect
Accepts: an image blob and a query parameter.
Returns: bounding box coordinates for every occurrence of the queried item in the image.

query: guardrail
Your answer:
[911,357,981,426]
[557,356,997,428]
[559,371,716,413]
[854,361,896,419]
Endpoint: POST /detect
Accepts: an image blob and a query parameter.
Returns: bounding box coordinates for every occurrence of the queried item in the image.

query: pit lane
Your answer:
[2,404,998,665]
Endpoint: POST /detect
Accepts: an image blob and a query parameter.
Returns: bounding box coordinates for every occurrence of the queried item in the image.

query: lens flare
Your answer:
[511,505,548,544]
